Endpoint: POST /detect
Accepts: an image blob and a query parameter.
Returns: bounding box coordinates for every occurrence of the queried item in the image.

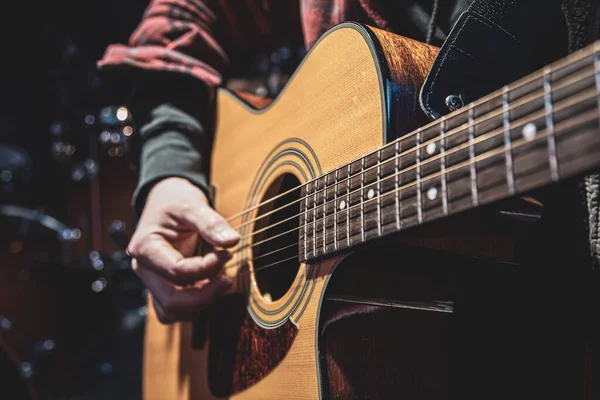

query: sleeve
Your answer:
[96,0,301,217]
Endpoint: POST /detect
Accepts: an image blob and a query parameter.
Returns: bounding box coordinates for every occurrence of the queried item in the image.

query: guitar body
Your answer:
[140,23,592,399]
[141,22,438,399]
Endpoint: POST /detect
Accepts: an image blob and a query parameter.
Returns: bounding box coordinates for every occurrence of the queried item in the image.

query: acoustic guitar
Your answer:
[141,22,600,399]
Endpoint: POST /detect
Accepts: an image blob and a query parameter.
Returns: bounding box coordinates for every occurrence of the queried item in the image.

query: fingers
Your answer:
[152,296,202,324]
[129,177,239,324]
[130,235,232,286]
[138,264,231,323]
[142,176,240,248]
[185,203,241,248]
[152,296,175,324]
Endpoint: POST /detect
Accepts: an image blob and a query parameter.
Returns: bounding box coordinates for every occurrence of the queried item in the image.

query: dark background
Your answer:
[1,1,301,219]
[2,1,148,219]
[0,2,301,399]
[0,2,157,399]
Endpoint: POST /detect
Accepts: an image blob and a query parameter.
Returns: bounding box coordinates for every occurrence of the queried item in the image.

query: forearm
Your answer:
[133,106,209,217]
[127,73,214,217]
[96,0,301,217]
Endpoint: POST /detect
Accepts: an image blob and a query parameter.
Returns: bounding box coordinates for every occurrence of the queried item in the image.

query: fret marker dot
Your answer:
[427,187,438,201]
[522,123,537,141]
[339,200,346,210]
[367,188,375,199]
[426,142,436,155]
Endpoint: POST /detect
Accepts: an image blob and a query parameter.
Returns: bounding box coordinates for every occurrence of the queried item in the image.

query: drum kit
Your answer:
[0,105,145,399]
[0,32,306,398]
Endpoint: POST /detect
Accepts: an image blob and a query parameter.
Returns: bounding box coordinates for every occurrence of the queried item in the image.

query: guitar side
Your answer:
[141,23,438,399]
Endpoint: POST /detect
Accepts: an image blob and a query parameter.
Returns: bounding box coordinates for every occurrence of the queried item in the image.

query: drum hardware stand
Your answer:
[44,25,138,293]
[53,103,148,345]
[0,21,145,397]
[52,104,133,257]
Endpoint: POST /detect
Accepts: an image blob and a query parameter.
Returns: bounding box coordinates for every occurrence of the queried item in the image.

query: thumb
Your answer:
[187,202,241,248]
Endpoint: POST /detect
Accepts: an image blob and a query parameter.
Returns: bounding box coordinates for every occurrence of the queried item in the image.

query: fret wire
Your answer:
[595,53,600,121]
[315,43,598,200]
[226,45,599,226]
[303,184,308,261]
[503,87,516,195]
[231,70,597,260]
[360,158,365,242]
[236,68,598,234]
[236,107,600,263]
[334,169,338,251]
[304,87,597,247]
[322,174,327,253]
[312,181,317,256]
[346,164,351,248]
[376,150,382,236]
[544,66,560,181]
[468,104,479,206]
[395,141,401,230]
[242,83,599,247]
[233,47,600,261]
[416,129,423,223]
[256,67,600,262]
[440,117,448,215]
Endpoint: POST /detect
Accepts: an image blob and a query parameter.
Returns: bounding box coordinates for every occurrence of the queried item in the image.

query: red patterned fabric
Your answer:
[97,1,387,89]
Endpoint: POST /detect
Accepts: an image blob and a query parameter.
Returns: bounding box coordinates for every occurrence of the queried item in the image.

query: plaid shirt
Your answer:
[97,0,469,217]
[97,1,447,90]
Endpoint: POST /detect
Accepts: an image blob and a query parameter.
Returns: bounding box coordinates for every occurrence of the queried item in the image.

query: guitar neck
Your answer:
[299,41,600,263]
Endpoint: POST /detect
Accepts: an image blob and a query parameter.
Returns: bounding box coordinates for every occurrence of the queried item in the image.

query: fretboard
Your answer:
[299,41,600,263]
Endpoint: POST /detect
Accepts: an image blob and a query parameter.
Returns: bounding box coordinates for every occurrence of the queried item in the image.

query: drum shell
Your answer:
[0,206,118,399]
[66,146,137,255]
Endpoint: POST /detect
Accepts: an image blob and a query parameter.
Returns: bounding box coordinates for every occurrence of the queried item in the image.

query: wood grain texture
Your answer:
[366,25,438,139]
[140,22,441,399]
[317,241,590,400]
[318,242,455,400]
[207,294,298,396]
[321,303,450,400]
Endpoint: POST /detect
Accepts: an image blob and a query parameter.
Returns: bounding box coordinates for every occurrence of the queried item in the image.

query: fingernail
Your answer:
[218,228,240,242]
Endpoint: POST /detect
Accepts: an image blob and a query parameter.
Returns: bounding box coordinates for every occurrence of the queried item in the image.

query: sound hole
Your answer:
[252,173,300,301]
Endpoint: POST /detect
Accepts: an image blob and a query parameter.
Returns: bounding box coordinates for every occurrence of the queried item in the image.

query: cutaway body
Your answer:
[140,22,599,399]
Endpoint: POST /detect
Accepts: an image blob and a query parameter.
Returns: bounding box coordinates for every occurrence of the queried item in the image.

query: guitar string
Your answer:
[230,74,596,234]
[228,66,597,232]
[231,83,595,240]
[251,243,297,263]
[225,48,597,223]
[226,84,596,241]
[236,112,598,278]
[230,91,596,255]
[224,47,598,224]
[224,107,599,273]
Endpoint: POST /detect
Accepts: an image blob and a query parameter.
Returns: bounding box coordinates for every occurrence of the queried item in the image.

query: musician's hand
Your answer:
[127,177,240,323]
